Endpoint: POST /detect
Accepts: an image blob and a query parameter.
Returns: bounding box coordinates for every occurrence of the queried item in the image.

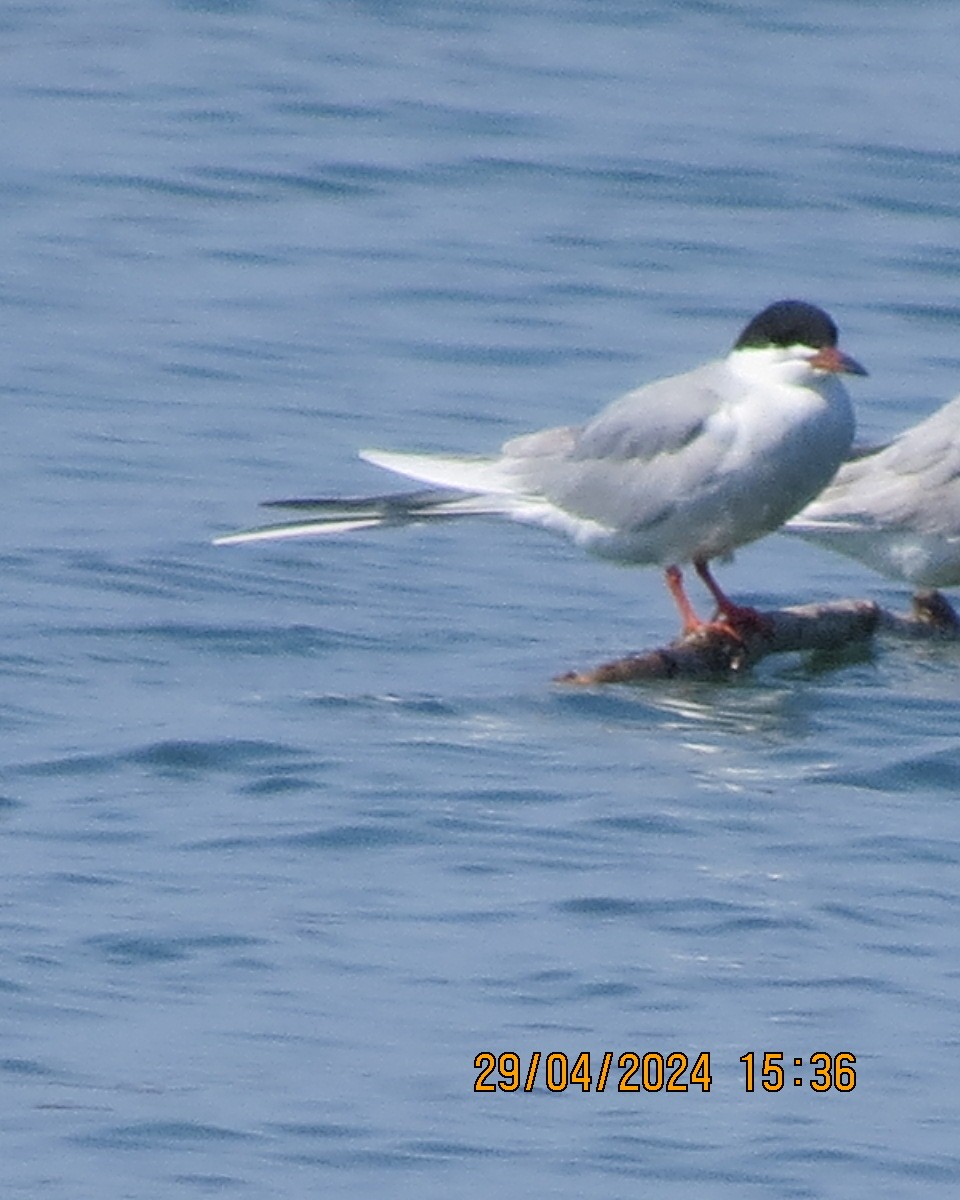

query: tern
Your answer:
[786,391,960,593]
[215,300,866,636]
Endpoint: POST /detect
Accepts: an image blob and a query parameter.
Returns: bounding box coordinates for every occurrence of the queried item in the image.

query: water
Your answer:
[5,0,960,1195]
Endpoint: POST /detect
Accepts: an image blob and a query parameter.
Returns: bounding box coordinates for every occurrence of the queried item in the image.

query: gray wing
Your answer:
[571,360,728,461]
[504,359,734,529]
[805,394,960,534]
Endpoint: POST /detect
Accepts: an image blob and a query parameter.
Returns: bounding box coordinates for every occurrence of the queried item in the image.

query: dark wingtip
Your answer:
[261,497,335,510]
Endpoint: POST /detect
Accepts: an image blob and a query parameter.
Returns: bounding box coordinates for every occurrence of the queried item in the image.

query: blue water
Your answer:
[6,1,960,1195]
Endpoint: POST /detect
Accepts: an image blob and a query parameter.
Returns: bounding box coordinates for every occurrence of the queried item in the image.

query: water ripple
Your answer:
[75,1121,257,1151]
[19,739,310,780]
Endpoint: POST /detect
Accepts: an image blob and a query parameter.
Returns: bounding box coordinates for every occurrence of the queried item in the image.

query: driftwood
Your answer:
[557,591,960,685]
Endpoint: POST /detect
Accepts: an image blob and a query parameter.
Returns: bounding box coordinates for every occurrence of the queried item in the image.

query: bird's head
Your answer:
[732,300,868,381]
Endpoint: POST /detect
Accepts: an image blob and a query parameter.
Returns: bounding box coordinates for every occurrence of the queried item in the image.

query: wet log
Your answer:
[557,591,960,684]
[880,589,960,638]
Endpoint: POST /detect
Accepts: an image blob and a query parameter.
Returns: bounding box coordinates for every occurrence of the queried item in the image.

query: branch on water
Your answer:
[879,589,960,638]
[556,591,960,685]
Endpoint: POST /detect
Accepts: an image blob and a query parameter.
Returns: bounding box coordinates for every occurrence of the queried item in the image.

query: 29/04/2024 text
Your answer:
[473,1051,857,1093]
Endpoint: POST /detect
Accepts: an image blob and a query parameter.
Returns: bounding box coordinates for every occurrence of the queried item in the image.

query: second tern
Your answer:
[786,391,960,592]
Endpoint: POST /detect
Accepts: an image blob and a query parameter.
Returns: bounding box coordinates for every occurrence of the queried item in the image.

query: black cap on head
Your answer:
[734,300,839,351]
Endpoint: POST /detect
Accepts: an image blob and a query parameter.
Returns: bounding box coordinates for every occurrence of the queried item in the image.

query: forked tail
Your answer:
[213,488,504,546]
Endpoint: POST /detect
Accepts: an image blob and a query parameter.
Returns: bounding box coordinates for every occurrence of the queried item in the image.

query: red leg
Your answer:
[664,565,704,635]
[693,559,771,637]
